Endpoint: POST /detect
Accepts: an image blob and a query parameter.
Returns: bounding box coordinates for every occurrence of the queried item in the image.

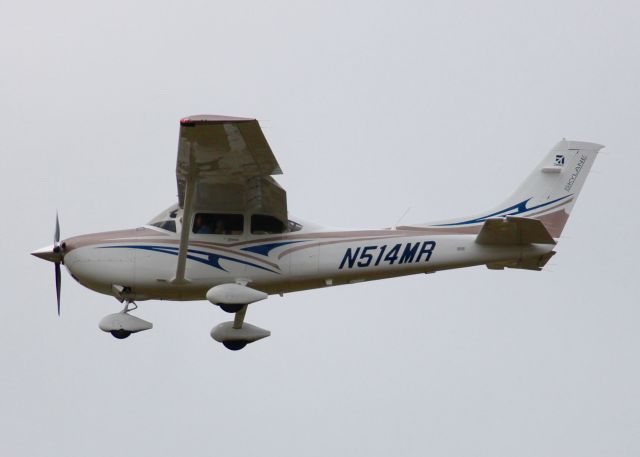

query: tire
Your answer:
[222,340,248,351]
[110,330,132,339]
[219,303,244,313]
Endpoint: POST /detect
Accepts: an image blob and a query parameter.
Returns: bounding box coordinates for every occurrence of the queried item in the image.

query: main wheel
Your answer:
[223,340,248,351]
[110,330,132,339]
[219,303,245,313]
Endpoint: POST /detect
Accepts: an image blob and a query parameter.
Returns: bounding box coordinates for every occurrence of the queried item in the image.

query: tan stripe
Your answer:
[277,233,423,259]
[64,228,165,251]
[395,225,483,235]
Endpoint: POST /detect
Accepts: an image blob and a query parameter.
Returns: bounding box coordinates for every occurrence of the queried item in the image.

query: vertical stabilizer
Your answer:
[424,140,603,238]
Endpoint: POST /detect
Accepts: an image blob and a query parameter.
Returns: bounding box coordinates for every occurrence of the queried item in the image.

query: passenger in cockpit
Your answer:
[214,219,227,234]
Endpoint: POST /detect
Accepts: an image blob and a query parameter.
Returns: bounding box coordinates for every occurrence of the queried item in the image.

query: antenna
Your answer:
[393,206,411,230]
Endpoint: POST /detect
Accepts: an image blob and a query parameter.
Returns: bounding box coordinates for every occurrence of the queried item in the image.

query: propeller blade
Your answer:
[54,213,62,316]
[54,212,60,245]
[55,262,61,316]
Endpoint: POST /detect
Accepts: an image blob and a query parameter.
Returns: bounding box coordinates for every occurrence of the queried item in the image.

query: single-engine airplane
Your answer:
[32,115,603,350]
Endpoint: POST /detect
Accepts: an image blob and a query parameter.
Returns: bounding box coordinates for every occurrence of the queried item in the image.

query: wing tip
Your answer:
[180,114,255,125]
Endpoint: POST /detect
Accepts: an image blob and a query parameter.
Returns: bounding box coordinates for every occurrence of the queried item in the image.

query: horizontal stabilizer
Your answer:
[486,250,556,271]
[476,216,556,246]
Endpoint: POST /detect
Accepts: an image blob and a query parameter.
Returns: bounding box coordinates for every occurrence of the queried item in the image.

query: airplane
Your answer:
[32,115,603,350]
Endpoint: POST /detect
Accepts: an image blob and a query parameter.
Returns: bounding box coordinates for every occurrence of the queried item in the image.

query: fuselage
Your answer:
[29,122,601,349]
[60,221,553,301]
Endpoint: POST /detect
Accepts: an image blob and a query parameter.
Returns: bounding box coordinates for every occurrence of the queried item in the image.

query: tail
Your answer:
[426,140,604,238]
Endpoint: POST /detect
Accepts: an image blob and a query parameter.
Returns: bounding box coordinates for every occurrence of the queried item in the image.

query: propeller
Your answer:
[54,213,61,316]
[31,213,66,316]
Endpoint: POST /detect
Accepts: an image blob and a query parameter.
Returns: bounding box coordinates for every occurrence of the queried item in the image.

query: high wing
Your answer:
[176,114,286,217]
[173,114,287,282]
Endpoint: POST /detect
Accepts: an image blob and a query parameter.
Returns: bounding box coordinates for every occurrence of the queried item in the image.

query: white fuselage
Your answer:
[61,222,553,301]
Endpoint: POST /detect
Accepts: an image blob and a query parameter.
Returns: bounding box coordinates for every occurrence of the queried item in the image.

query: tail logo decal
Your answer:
[564,155,588,192]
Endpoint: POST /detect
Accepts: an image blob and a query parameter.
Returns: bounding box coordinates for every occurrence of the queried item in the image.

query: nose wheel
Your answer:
[109,302,137,338]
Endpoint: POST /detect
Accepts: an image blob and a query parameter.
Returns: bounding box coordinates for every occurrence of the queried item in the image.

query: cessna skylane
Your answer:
[32,115,603,350]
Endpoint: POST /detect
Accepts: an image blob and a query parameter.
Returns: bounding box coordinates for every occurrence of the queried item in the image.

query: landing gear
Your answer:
[99,300,153,339]
[123,300,137,313]
[206,284,272,350]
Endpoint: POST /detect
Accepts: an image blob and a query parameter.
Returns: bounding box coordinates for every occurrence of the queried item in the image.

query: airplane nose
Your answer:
[31,244,64,263]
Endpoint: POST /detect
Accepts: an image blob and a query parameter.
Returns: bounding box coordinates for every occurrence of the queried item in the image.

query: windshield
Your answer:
[150,220,176,232]
[148,204,179,232]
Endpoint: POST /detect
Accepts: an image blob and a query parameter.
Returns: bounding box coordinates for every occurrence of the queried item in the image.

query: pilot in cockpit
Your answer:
[193,214,212,234]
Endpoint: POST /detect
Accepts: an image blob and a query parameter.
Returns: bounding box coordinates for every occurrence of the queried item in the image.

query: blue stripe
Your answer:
[435,194,572,226]
[241,240,307,256]
[100,245,280,274]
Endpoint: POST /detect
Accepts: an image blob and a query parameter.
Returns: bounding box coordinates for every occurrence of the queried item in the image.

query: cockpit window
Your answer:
[193,213,244,235]
[150,220,176,232]
[251,215,286,234]
[287,220,303,232]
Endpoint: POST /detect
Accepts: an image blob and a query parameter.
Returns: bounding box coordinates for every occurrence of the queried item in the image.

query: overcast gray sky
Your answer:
[2,0,640,456]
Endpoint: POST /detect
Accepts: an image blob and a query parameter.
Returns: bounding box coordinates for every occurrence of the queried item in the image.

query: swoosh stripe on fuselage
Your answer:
[434,194,573,227]
[100,245,281,274]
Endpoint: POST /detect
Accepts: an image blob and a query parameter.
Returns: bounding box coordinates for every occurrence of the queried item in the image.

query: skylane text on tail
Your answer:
[32,115,603,350]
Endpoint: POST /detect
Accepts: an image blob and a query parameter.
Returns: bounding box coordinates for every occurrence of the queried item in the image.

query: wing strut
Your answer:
[173,149,197,283]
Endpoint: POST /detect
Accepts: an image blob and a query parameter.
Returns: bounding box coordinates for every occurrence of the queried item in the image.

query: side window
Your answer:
[251,215,285,234]
[193,213,244,235]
